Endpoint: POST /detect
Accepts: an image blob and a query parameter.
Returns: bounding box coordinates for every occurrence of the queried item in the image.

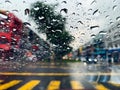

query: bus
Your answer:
[0,10,23,60]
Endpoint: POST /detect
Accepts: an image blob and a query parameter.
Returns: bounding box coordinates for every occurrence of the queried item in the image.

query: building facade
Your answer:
[105,21,120,63]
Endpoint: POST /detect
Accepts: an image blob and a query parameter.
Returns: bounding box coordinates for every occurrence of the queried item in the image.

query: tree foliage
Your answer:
[29,1,74,59]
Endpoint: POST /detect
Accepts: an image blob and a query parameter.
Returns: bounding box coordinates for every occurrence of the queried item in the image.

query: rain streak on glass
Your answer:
[90,0,96,5]
[90,25,99,30]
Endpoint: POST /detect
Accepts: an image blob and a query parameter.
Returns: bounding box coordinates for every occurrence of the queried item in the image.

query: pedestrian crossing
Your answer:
[0,79,119,90]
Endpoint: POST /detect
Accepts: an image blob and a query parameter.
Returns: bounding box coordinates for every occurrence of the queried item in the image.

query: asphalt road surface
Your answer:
[0,61,120,90]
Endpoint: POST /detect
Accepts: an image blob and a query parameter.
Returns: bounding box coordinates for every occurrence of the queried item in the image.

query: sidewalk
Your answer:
[0,61,25,72]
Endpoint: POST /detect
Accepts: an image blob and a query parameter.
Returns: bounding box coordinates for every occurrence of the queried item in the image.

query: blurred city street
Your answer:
[0,0,120,90]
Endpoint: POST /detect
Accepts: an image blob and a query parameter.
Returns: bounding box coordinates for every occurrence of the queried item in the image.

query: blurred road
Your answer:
[0,61,120,90]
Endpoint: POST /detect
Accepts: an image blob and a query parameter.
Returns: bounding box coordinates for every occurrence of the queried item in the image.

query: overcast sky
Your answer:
[0,0,120,50]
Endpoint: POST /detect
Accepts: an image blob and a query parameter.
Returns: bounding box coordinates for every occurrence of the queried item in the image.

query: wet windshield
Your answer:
[0,0,120,90]
[0,36,9,44]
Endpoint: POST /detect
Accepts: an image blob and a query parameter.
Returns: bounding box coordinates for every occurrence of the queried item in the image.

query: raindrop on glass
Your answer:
[116,16,120,21]
[60,8,68,14]
[81,33,85,35]
[5,0,11,3]
[12,9,19,12]
[77,21,83,24]
[90,0,96,5]
[117,24,120,28]
[91,34,96,37]
[34,7,39,11]
[105,15,109,19]
[77,2,82,6]
[38,16,44,20]
[99,31,106,35]
[113,5,117,11]
[25,8,29,15]
[62,1,67,4]
[113,0,116,2]
[23,1,26,3]
[70,26,73,28]
[93,9,99,16]
[90,25,99,30]
[72,12,75,15]
[0,20,5,25]
[110,22,113,24]
[23,22,31,26]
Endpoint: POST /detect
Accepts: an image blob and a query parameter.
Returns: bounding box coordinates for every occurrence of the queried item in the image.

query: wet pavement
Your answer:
[0,61,120,90]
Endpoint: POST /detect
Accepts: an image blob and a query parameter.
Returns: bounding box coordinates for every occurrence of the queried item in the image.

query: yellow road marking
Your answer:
[47,80,60,90]
[0,72,119,76]
[70,80,84,90]
[0,80,21,89]
[92,82,109,90]
[17,80,40,90]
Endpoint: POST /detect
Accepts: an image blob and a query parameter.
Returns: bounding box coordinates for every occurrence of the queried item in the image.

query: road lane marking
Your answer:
[92,82,109,90]
[0,79,119,90]
[0,80,22,89]
[70,80,84,90]
[17,80,40,90]
[47,80,60,90]
[0,72,119,76]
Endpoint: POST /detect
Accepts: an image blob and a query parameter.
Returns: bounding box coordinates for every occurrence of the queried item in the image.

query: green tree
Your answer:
[29,1,74,60]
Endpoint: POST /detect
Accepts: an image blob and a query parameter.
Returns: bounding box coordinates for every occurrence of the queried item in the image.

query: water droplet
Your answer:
[90,0,96,5]
[60,8,68,14]
[113,0,116,2]
[34,7,39,11]
[25,8,29,15]
[93,9,99,16]
[113,5,117,11]
[77,21,83,24]
[81,33,85,35]
[72,12,75,15]
[5,0,11,3]
[70,26,73,28]
[91,34,96,37]
[99,31,106,35]
[116,16,120,21]
[23,22,31,26]
[90,25,99,30]
[0,20,5,25]
[23,1,26,3]
[117,24,120,28]
[75,27,78,29]
[13,28,17,31]
[88,9,92,11]
[77,2,82,6]
[12,9,18,12]
[38,16,44,20]
[110,22,113,24]
[62,1,67,4]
